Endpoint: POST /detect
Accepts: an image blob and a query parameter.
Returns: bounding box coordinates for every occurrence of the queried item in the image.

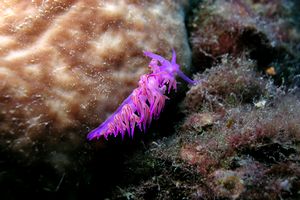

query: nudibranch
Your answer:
[87,50,196,140]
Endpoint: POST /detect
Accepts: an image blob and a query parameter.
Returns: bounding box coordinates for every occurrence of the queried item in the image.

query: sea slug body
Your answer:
[87,50,196,140]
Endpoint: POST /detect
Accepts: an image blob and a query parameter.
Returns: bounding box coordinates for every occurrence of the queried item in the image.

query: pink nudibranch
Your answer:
[87,50,196,140]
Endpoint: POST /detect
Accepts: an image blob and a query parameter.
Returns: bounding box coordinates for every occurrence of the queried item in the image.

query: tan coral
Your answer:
[0,0,190,167]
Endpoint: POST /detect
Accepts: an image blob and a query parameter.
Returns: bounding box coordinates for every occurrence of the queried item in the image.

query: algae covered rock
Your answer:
[0,0,190,197]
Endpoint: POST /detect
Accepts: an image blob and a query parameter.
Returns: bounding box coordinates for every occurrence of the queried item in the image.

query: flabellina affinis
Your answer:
[87,49,196,140]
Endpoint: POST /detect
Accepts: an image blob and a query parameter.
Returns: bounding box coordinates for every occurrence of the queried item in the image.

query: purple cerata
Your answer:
[87,49,196,140]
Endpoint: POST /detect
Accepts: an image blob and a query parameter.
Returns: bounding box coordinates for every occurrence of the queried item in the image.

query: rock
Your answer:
[210,169,245,200]
[183,112,215,132]
[189,0,300,79]
[0,0,190,176]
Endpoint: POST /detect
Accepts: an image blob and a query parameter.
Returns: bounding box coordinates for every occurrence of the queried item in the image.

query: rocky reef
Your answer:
[0,0,190,198]
[1,0,300,199]
[106,0,300,199]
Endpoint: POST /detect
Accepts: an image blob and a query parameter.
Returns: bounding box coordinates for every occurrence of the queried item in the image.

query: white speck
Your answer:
[254,99,267,108]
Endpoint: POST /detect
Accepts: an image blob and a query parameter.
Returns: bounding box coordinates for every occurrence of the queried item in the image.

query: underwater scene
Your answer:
[0,0,299,199]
